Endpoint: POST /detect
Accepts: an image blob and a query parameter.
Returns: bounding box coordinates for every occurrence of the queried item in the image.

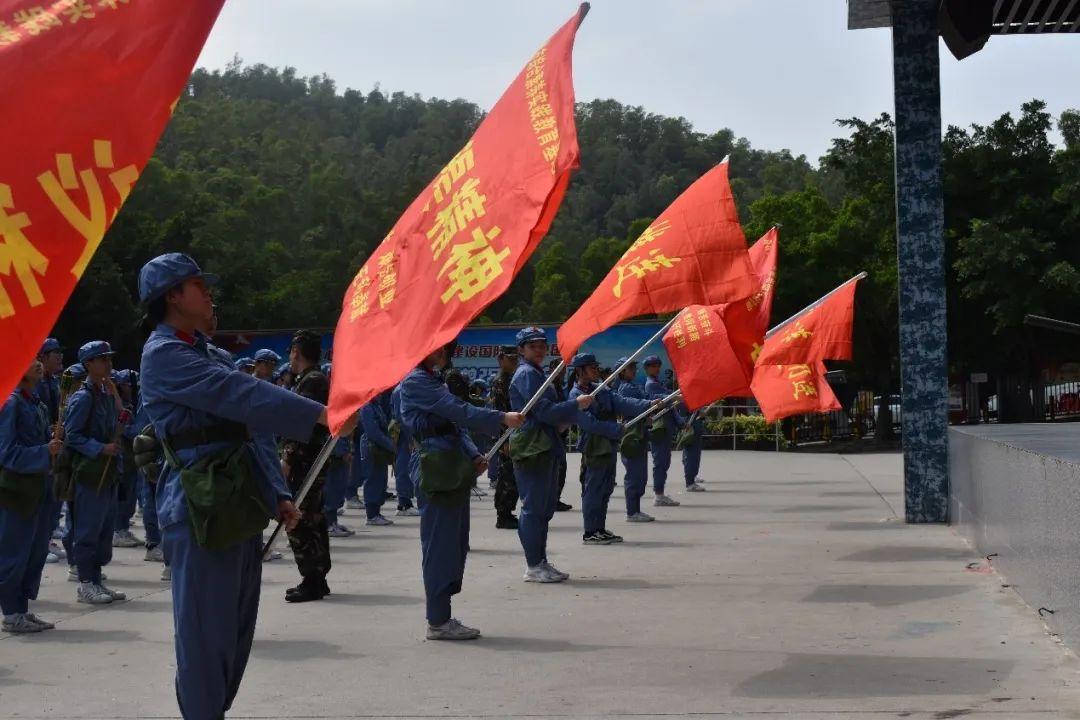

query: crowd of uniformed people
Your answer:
[0,253,709,718]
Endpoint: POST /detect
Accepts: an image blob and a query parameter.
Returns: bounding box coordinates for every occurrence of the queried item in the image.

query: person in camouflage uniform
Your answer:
[490,346,520,529]
[281,330,332,603]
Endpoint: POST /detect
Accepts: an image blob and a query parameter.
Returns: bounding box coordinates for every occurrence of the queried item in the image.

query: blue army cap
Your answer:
[616,356,635,367]
[321,362,332,375]
[112,369,137,386]
[253,349,281,364]
[569,352,599,370]
[65,363,87,380]
[642,355,662,367]
[516,326,547,346]
[272,362,291,382]
[40,337,62,355]
[471,379,489,392]
[138,253,220,304]
[78,341,115,364]
[235,357,255,371]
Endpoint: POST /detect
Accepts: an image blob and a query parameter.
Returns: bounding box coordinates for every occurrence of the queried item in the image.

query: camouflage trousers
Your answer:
[285,469,330,580]
[493,452,518,517]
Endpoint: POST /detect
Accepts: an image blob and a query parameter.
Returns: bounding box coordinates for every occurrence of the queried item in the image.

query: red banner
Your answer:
[662,305,745,411]
[0,0,224,400]
[328,5,589,433]
[557,160,756,359]
[722,226,779,396]
[755,275,860,367]
[750,362,840,422]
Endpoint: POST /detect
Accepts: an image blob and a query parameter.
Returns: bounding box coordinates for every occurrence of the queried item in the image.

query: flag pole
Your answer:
[590,313,681,397]
[262,434,338,559]
[483,359,566,462]
[625,390,682,429]
[765,272,866,340]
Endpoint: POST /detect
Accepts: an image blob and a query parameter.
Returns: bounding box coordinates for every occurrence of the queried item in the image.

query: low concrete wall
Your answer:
[949,425,1080,651]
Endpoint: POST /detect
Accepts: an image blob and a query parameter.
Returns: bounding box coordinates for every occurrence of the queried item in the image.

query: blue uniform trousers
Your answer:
[582,460,617,535]
[0,492,53,615]
[410,450,426,510]
[393,443,414,510]
[650,439,672,495]
[363,456,389,520]
[621,452,649,516]
[346,446,366,502]
[115,464,139,531]
[682,442,702,486]
[322,462,348,527]
[140,478,162,548]
[419,496,469,625]
[513,455,558,567]
[72,482,116,583]
[164,523,262,720]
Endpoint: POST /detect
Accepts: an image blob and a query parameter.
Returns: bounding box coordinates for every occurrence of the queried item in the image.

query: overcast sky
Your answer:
[197,0,1080,162]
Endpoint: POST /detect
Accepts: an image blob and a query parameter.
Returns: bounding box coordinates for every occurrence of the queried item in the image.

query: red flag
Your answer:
[0,0,224,400]
[328,5,589,433]
[557,160,756,359]
[750,362,840,422]
[662,305,746,411]
[721,226,779,396]
[754,275,861,367]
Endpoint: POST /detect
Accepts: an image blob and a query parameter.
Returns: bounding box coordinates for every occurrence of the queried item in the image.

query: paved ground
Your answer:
[2,450,1079,719]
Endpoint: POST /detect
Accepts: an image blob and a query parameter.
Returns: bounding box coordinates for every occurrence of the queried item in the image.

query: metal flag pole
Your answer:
[483,359,566,462]
[765,272,867,340]
[589,314,681,397]
[625,390,683,429]
[262,434,338,559]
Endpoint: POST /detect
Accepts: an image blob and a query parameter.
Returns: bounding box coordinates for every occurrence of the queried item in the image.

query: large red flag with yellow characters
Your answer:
[662,305,745,411]
[328,5,590,433]
[0,0,224,399]
[750,362,841,422]
[722,225,779,396]
[754,274,861,367]
[557,160,757,359]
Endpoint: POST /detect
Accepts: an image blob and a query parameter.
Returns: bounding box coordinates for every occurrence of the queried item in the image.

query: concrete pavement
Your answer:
[2,450,1078,718]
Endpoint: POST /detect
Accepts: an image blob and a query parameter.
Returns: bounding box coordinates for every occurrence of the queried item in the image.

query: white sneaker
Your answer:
[542,561,570,581]
[366,515,394,526]
[160,566,172,582]
[345,498,363,510]
[263,550,283,562]
[523,565,563,583]
[327,524,354,538]
[685,482,706,492]
[693,477,706,483]
[144,545,165,563]
[627,512,655,522]
[24,613,54,630]
[112,530,142,548]
[2,614,44,634]
[98,584,126,601]
[77,582,113,605]
[426,618,481,641]
[395,507,420,517]
[654,494,681,507]
[49,541,66,559]
[45,551,59,564]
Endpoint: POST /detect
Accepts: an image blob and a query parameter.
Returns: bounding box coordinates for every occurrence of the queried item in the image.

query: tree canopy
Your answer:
[58,61,1080,393]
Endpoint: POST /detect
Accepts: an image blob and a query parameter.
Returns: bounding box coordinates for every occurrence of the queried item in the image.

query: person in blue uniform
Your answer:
[64,341,127,604]
[509,327,592,583]
[390,383,419,517]
[0,358,63,634]
[112,369,145,549]
[400,343,523,639]
[567,354,654,544]
[248,348,285,562]
[137,252,354,720]
[360,389,396,526]
[613,359,654,522]
[642,356,684,507]
[235,357,255,374]
[679,400,706,492]
[35,338,65,564]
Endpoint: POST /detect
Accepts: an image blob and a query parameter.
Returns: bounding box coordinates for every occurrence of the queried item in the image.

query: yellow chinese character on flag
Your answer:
[13,7,62,35]
[426,177,487,261]
[438,226,510,304]
[0,185,49,319]
[612,248,682,298]
[432,141,474,203]
[780,320,812,344]
[787,364,818,400]
[59,0,96,23]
